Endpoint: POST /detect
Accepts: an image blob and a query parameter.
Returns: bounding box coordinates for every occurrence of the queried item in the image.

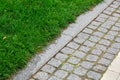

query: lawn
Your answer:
[0,0,103,79]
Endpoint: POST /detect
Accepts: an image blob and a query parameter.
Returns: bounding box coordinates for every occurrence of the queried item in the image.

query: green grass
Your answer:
[0,0,103,79]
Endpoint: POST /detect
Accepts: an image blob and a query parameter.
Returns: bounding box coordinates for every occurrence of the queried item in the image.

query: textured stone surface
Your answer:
[41,65,56,73]
[87,71,101,80]
[74,67,87,76]
[67,74,81,80]
[86,55,99,62]
[80,61,94,69]
[61,63,74,72]
[54,70,68,79]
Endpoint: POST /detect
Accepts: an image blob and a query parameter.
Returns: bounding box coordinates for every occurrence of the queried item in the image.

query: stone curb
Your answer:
[13,0,114,80]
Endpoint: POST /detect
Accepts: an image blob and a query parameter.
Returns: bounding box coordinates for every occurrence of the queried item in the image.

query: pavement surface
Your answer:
[13,0,120,80]
[29,0,120,80]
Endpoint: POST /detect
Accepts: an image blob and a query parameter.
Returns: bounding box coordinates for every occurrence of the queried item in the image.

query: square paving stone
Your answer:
[99,39,111,46]
[83,40,95,47]
[55,53,68,61]
[107,47,119,55]
[68,57,80,64]
[93,65,106,73]
[91,49,102,56]
[33,71,50,80]
[86,54,99,62]
[61,47,74,55]
[103,53,115,60]
[79,46,90,53]
[61,63,74,72]
[80,61,94,69]
[41,65,56,74]
[77,33,90,39]
[48,76,61,80]
[54,70,68,79]
[67,42,79,49]
[93,31,104,38]
[98,58,111,67]
[83,28,93,34]
[89,36,101,42]
[67,74,82,80]
[74,66,87,76]
[73,50,86,58]
[74,37,86,44]
[104,34,115,41]
[87,71,101,80]
[48,58,62,67]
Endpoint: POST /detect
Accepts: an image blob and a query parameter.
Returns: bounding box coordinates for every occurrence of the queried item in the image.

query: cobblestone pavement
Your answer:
[30,0,120,80]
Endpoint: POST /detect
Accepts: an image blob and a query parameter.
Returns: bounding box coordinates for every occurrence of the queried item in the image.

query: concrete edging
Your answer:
[13,0,114,80]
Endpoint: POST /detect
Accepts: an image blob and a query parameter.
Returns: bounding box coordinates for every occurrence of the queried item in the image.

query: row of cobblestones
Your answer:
[30,0,120,80]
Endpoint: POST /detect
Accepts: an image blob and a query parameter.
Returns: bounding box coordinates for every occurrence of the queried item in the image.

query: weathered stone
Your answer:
[67,42,79,49]
[61,63,74,72]
[68,57,80,64]
[48,58,62,67]
[86,55,98,62]
[98,58,111,66]
[93,65,106,73]
[48,76,61,80]
[104,34,115,41]
[54,70,68,79]
[55,53,68,61]
[67,74,81,80]
[79,46,90,53]
[91,49,102,56]
[41,65,56,73]
[93,31,104,38]
[83,28,93,34]
[74,66,87,76]
[61,47,74,55]
[103,53,115,60]
[80,61,94,69]
[73,50,86,58]
[33,71,49,80]
[87,71,101,80]
[99,39,111,46]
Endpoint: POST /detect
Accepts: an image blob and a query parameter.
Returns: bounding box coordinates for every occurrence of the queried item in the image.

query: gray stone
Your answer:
[99,13,109,19]
[96,17,106,22]
[33,71,49,80]
[103,10,113,15]
[83,40,95,47]
[83,28,93,34]
[80,61,94,69]
[74,66,87,76]
[93,31,104,38]
[61,63,74,72]
[91,49,102,56]
[41,65,56,73]
[91,21,101,26]
[79,46,90,53]
[67,74,81,80]
[55,53,68,61]
[89,36,100,42]
[108,31,118,36]
[54,70,68,79]
[112,13,120,17]
[87,71,101,80]
[77,33,90,39]
[115,22,120,27]
[48,76,61,80]
[93,65,106,73]
[48,58,62,67]
[107,47,119,54]
[68,57,80,64]
[108,16,118,21]
[86,55,98,62]
[67,42,79,49]
[104,34,115,41]
[74,37,86,44]
[98,27,108,33]
[95,44,107,51]
[99,39,111,46]
[73,50,86,58]
[106,7,115,12]
[98,58,111,66]
[61,47,74,55]
[115,37,120,42]
[87,25,98,30]
[103,53,115,60]
[111,43,120,49]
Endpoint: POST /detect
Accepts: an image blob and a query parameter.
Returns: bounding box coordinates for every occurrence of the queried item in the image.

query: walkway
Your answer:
[29,0,120,80]
[13,0,120,80]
